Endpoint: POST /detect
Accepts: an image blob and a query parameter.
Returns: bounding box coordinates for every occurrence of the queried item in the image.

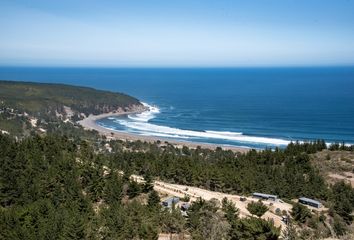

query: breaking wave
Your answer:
[127,102,160,122]
[99,102,291,146]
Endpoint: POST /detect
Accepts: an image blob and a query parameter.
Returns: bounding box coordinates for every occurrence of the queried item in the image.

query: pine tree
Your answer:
[148,190,160,208]
[247,201,269,218]
[282,218,298,240]
[291,203,312,224]
[104,172,123,204]
[222,197,239,222]
[143,171,154,193]
[127,180,141,199]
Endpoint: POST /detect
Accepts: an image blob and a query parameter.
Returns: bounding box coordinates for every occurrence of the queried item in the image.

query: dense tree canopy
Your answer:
[0,134,353,239]
[247,201,269,218]
[0,80,141,116]
[108,141,330,200]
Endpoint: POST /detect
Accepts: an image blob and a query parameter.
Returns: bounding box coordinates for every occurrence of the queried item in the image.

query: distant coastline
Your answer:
[78,110,250,153]
[3,67,354,147]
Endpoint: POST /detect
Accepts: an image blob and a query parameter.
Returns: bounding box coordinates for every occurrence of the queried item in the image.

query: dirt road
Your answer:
[131,175,291,229]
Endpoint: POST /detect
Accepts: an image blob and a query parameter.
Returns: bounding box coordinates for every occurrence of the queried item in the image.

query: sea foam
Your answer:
[109,102,291,146]
[127,102,160,122]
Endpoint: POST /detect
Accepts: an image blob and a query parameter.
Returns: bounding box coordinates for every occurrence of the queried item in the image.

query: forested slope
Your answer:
[1,134,354,239]
[0,80,143,139]
[0,80,141,116]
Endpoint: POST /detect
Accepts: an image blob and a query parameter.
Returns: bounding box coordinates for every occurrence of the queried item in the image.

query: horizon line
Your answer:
[1,64,354,69]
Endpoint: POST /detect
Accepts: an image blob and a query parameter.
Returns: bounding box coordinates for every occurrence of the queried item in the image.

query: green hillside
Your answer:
[0,80,142,138]
[0,80,141,116]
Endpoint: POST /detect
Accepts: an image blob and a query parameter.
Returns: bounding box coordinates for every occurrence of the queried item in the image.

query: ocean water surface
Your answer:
[1,67,354,149]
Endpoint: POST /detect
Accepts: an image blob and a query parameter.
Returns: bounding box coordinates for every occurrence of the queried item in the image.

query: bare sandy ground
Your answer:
[328,172,354,187]
[78,111,250,153]
[130,174,291,229]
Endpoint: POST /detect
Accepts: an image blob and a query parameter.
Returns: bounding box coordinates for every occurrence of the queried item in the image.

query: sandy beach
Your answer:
[78,110,250,153]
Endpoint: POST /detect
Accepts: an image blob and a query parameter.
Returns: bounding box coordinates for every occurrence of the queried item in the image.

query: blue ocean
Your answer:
[1,67,354,149]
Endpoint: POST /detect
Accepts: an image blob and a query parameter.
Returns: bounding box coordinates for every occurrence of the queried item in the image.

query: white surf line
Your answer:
[104,102,291,146]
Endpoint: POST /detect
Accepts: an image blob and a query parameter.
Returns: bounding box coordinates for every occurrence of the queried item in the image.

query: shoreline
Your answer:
[78,110,250,153]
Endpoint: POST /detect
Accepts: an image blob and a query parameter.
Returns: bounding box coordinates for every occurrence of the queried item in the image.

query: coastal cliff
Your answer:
[0,80,144,137]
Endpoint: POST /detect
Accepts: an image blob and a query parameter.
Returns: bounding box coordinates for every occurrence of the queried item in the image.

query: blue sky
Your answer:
[0,0,354,67]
